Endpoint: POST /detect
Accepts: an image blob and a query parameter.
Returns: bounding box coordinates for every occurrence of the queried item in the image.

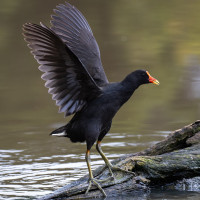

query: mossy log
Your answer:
[38,120,200,200]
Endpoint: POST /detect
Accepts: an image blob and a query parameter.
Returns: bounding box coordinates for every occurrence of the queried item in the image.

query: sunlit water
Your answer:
[1,0,200,199]
[0,130,169,199]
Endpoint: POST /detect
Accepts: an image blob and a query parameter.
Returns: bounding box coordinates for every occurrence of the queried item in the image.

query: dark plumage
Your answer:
[23,2,159,196]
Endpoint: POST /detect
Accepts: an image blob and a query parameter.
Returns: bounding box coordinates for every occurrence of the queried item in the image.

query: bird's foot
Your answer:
[85,177,106,197]
[107,163,135,178]
[95,175,114,183]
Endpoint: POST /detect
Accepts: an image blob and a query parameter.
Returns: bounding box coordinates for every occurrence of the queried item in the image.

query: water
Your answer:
[1,0,200,199]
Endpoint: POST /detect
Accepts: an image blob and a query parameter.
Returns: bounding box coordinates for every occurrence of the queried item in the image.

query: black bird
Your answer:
[23,2,159,196]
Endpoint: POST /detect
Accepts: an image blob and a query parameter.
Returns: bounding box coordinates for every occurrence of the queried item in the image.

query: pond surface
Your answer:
[0,0,200,199]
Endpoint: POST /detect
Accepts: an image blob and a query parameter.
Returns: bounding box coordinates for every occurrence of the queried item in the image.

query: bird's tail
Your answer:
[50,125,68,137]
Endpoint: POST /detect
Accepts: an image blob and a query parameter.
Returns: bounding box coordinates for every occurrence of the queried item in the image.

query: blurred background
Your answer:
[0,0,200,199]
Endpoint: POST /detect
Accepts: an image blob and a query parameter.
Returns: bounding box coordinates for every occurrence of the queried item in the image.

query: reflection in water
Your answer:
[1,0,200,199]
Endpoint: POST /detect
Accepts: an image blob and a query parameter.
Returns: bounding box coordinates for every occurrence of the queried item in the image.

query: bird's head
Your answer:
[132,70,160,86]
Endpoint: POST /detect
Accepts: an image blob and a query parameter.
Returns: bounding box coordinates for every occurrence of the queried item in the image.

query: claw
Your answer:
[110,165,136,176]
[85,178,107,197]
[95,176,114,183]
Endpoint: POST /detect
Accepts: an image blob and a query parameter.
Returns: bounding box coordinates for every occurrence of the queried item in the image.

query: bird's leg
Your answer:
[96,141,135,180]
[85,150,106,197]
[96,141,115,180]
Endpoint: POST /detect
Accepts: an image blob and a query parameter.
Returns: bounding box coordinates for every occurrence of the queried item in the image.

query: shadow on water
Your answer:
[0,0,200,199]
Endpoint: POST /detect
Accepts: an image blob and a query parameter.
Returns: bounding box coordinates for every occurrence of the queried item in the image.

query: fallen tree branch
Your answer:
[38,120,200,200]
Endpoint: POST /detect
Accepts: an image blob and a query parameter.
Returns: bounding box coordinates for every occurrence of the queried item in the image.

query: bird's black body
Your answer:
[51,71,149,149]
[23,2,159,196]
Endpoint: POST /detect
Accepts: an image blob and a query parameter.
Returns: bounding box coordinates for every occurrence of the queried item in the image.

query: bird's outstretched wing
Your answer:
[23,23,101,116]
[50,2,109,87]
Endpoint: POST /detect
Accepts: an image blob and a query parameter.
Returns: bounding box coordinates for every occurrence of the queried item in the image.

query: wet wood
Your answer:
[38,120,200,200]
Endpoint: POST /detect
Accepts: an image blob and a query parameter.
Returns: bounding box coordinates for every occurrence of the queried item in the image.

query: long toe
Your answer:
[95,176,115,183]
[108,164,135,176]
[85,178,107,197]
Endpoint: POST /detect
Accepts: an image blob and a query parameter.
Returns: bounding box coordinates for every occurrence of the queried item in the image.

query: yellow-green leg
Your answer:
[85,150,106,197]
[96,141,135,179]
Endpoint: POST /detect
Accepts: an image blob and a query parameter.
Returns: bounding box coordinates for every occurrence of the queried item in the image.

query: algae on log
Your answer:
[38,121,200,200]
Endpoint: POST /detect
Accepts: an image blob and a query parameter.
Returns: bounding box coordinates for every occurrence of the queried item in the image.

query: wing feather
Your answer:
[23,23,101,116]
[51,2,109,86]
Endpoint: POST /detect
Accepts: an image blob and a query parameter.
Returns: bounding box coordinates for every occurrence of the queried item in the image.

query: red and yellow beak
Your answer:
[146,71,160,85]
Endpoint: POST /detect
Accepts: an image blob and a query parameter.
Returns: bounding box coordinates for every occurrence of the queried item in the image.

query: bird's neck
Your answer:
[121,72,141,89]
[118,74,141,104]
[101,74,142,110]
